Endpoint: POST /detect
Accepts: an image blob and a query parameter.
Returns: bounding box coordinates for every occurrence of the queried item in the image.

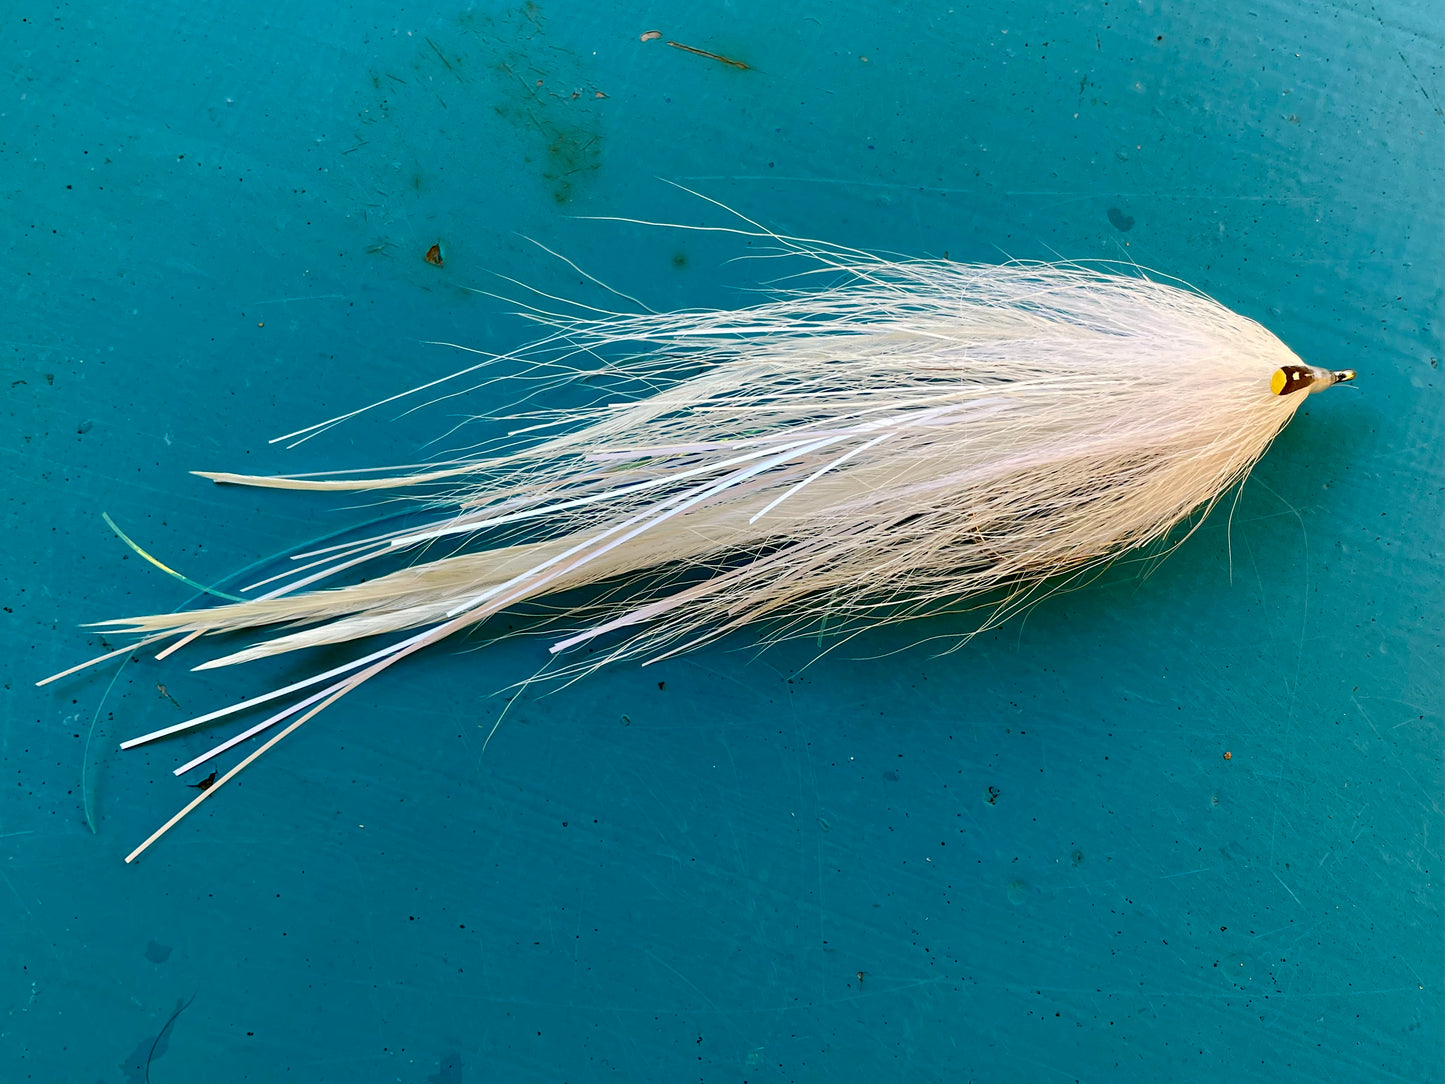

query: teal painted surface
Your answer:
[3,2,1441,1081]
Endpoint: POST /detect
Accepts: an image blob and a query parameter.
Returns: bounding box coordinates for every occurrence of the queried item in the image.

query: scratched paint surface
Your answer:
[2,1,1441,1081]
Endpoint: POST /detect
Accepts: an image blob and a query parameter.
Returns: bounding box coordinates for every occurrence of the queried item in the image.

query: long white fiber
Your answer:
[43,228,1353,860]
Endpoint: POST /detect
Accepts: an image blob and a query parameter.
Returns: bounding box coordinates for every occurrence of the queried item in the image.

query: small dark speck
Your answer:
[144,940,172,964]
[428,1051,464,1084]
[986,785,1001,805]
[1106,207,1135,232]
[77,419,94,435]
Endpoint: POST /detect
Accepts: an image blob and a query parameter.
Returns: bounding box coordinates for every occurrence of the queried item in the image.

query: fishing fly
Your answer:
[42,212,1354,861]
